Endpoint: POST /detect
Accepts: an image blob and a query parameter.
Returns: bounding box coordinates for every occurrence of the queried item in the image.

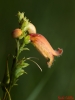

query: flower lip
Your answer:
[29,33,63,67]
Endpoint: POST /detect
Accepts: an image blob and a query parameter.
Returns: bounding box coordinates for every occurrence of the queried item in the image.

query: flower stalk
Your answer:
[1,12,31,100]
[0,11,63,100]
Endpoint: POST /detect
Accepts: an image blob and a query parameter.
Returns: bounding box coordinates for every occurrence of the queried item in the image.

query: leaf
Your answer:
[21,62,29,68]
[16,60,29,68]
[14,61,29,78]
[20,47,29,52]
[2,60,10,85]
[15,68,25,78]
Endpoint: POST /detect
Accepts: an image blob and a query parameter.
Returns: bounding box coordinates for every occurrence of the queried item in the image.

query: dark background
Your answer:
[0,0,75,100]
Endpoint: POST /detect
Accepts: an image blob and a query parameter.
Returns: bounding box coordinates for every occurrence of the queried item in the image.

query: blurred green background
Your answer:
[0,0,75,100]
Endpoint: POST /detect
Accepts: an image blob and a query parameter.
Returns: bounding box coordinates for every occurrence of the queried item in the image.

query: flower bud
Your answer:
[17,12,24,22]
[28,23,36,33]
[12,29,22,38]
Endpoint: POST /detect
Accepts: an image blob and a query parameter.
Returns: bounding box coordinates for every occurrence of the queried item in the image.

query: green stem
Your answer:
[1,12,30,100]
[16,39,20,62]
[2,86,11,100]
[1,39,20,100]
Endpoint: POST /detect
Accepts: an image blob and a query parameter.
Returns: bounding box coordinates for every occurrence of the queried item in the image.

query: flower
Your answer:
[29,33,63,68]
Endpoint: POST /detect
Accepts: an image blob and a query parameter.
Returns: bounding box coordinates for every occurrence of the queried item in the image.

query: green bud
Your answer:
[20,17,29,32]
[17,12,24,22]
[24,35,30,44]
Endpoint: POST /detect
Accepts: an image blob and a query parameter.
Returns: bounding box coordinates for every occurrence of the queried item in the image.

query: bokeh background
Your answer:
[0,0,75,100]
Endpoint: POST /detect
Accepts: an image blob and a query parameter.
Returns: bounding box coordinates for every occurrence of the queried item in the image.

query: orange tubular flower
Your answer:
[29,33,63,68]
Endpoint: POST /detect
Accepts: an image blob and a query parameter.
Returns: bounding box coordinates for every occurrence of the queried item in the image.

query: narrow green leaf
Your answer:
[20,47,29,52]
[15,69,25,78]
[2,60,10,84]
[16,60,29,68]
